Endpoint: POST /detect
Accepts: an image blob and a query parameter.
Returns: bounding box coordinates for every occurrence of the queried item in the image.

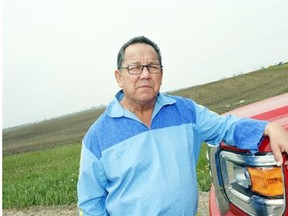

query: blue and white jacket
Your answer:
[77,91,267,216]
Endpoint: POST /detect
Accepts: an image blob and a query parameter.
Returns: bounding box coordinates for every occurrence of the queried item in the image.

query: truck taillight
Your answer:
[219,151,285,215]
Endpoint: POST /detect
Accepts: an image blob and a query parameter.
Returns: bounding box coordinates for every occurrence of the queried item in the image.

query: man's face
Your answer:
[115,43,163,106]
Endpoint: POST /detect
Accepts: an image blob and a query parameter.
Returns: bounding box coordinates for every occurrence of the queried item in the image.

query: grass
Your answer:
[2,144,81,208]
[2,63,288,209]
[2,142,211,209]
[197,144,211,192]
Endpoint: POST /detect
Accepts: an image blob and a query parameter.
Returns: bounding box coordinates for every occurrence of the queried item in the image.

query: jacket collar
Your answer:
[106,90,176,118]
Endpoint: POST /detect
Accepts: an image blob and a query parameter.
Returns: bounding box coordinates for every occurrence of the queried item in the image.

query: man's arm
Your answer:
[264,122,288,166]
[194,100,288,165]
[77,143,108,216]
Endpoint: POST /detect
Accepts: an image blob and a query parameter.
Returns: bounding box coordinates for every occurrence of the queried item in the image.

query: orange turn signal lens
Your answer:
[248,167,284,196]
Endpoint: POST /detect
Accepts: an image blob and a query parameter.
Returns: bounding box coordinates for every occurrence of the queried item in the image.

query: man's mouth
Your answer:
[138,85,152,89]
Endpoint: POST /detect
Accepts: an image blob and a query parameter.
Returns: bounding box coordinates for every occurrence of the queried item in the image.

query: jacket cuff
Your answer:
[233,118,268,153]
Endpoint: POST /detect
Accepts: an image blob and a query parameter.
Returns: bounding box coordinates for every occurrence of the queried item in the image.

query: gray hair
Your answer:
[117,36,162,69]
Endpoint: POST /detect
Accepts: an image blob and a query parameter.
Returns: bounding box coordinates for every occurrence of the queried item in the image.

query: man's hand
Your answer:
[265,122,288,166]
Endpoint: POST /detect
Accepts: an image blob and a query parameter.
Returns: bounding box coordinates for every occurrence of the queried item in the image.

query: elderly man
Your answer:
[77,36,288,215]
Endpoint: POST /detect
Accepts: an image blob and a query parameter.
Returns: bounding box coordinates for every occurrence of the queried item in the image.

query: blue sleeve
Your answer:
[77,142,108,216]
[194,102,268,152]
[233,118,268,153]
[195,103,239,145]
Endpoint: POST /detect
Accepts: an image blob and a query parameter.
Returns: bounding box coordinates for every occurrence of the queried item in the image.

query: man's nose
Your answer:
[140,66,151,78]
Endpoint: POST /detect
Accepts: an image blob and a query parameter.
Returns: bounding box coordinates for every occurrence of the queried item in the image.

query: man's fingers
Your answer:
[270,142,283,166]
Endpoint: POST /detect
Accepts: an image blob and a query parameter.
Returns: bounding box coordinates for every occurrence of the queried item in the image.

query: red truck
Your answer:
[207,93,288,215]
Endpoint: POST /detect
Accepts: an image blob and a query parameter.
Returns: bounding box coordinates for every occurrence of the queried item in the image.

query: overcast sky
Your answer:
[3,0,288,128]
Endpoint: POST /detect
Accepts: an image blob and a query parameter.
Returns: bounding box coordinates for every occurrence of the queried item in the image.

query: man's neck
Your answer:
[120,98,155,128]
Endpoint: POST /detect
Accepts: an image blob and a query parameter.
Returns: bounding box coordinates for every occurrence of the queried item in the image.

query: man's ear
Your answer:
[114,69,123,88]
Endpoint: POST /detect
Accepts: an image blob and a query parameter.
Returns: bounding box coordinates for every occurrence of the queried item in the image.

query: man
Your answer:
[77,36,288,215]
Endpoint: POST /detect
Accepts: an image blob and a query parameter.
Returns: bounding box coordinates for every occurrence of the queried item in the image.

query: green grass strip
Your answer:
[197,144,211,192]
[3,143,211,209]
[3,144,81,209]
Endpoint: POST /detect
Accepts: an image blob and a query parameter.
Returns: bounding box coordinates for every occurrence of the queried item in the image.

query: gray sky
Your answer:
[3,0,288,128]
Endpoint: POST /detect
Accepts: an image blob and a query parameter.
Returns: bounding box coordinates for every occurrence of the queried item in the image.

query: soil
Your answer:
[2,192,209,216]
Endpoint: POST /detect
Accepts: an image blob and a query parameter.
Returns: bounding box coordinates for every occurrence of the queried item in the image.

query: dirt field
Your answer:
[2,192,209,216]
[3,67,288,157]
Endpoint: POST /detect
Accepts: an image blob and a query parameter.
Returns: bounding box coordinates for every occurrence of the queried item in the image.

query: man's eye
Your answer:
[129,66,141,70]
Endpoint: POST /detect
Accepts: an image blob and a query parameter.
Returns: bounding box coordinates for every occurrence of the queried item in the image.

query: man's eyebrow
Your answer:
[127,59,159,65]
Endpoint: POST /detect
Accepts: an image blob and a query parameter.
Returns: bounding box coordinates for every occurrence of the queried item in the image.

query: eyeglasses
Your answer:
[120,64,163,75]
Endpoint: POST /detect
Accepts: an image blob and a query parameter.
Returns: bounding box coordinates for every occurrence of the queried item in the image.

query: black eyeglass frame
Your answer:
[119,64,163,75]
